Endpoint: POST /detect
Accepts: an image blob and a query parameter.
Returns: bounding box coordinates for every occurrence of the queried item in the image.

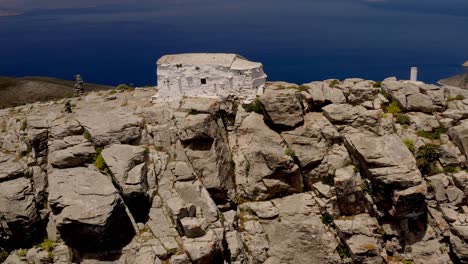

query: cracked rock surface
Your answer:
[0,79,468,263]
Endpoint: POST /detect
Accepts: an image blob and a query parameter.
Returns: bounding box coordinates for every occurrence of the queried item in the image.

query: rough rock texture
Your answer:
[1,79,468,263]
[48,167,135,251]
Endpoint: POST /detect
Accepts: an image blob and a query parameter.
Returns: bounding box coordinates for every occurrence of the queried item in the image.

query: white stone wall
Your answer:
[156,62,266,99]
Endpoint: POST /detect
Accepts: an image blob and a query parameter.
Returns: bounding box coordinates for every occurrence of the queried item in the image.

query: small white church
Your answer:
[153,53,267,100]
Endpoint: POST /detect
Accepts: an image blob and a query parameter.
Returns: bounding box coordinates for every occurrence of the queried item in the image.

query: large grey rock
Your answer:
[334,165,367,215]
[301,81,347,106]
[48,167,135,251]
[240,193,341,264]
[50,118,83,139]
[101,144,149,221]
[182,230,223,264]
[382,80,447,113]
[259,86,304,128]
[48,141,96,168]
[77,110,142,147]
[281,113,339,168]
[233,113,302,201]
[334,214,383,263]
[344,131,426,218]
[449,120,468,160]
[0,177,40,247]
[176,111,234,203]
[0,152,26,182]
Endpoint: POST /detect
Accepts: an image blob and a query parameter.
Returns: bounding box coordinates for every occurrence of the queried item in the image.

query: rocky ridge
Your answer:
[0,78,468,263]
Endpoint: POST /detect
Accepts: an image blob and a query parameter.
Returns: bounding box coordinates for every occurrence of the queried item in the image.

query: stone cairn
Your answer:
[74,74,84,97]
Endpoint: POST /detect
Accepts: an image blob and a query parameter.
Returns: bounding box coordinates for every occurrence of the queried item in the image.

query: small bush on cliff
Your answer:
[0,250,8,263]
[321,212,334,225]
[416,144,441,175]
[284,147,296,158]
[443,166,462,173]
[39,239,56,252]
[116,84,135,91]
[94,148,109,173]
[395,114,410,125]
[448,95,465,101]
[403,139,416,154]
[329,80,340,88]
[372,81,382,88]
[16,249,26,257]
[242,99,263,114]
[385,101,402,115]
[416,128,446,140]
[336,242,351,258]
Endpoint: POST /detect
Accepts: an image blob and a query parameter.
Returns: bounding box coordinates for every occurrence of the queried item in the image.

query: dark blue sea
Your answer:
[1,0,467,86]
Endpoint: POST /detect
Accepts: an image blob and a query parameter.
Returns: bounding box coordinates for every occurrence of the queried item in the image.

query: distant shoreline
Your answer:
[0,10,21,17]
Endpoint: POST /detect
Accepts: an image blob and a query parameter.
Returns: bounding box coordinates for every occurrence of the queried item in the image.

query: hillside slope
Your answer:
[439,73,468,89]
[0,76,113,108]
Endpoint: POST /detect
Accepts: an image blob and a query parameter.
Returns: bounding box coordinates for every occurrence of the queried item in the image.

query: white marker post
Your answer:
[410,67,418,82]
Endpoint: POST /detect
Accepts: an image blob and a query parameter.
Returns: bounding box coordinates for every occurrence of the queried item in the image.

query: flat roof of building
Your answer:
[157,53,262,70]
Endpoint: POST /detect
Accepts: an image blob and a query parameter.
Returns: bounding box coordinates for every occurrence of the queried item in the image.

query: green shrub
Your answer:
[416,144,441,175]
[403,139,416,153]
[321,212,334,225]
[395,114,411,125]
[329,80,340,88]
[94,149,109,173]
[402,124,409,129]
[116,84,135,91]
[448,95,465,101]
[229,159,236,173]
[379,89,392,101]
[416,128,447,140]
[242,99,263,114]
[17,249,27,257]
[284,147,296,158]
[0,250,8,263]
[296,85,309,92]
[372,81,382,88]
[385,101,402,114]
[321,175,335,186]
[40,239,56,252]
[443,166,462,173]
[336,242,351,258]
[83,131,92,142]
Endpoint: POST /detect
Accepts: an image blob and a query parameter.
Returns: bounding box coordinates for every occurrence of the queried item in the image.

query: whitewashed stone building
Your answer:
[154,53,267,99]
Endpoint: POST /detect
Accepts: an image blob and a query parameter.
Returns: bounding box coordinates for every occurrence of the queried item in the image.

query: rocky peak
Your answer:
[0,79,467,263]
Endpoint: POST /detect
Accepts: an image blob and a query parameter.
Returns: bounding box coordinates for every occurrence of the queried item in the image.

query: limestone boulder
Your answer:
[407,112,440,132]
[50,118,83,139]
[101,144,149,220]
[48,167,135,251]
[233,113,302,201]
[240,193,341,264]
[382,80,447,112]
[281,113,339,168]
[334,214,383,263]
[449,120,468,160]
[259,86,304,128]
[344,131,426,218]
[48,140,96,169]
[182,230,223,264]
[0,152,26,182]
[344,81,380,105]
[334,165,367,215]
[77,110,142,147]
[0,177,41,248]
[301,81,347,107]
[176,111,234,203]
